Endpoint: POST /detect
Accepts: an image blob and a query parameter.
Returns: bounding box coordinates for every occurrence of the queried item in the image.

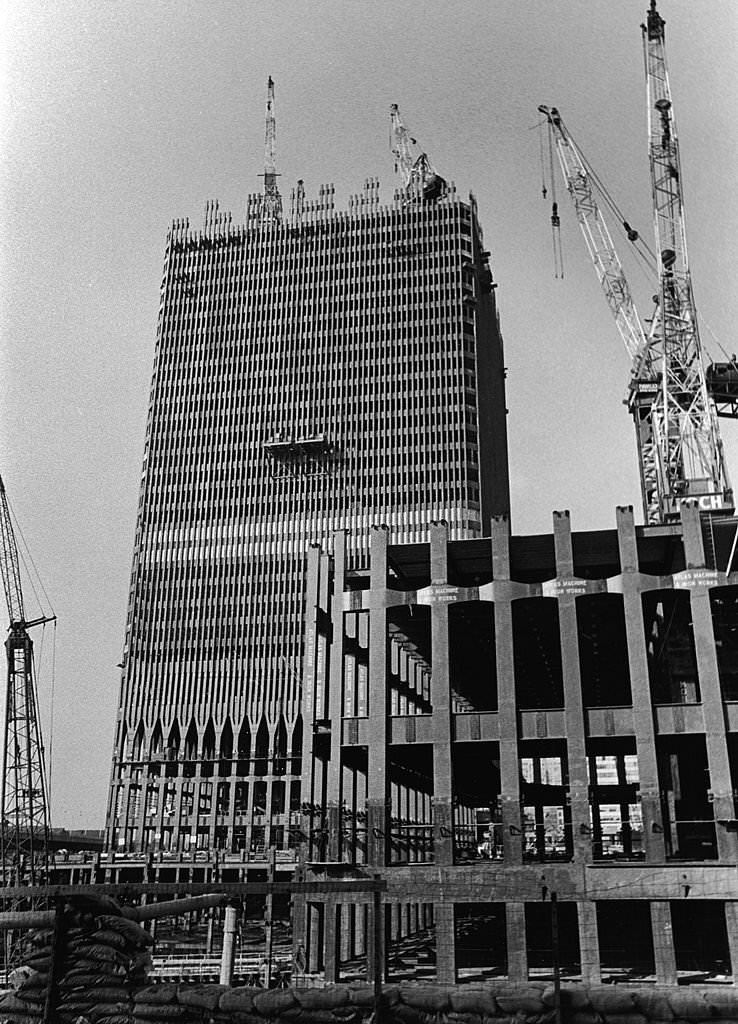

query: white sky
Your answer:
[1,0,737,827]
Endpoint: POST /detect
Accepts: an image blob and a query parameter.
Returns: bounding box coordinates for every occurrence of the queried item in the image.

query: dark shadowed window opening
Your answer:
[642,590,699,703]
[596,901,654,979]
[577,594,632,707]
[454,903,507,980]
[671,901,731,978]
[525,901,580,977]
[513,598,564,709]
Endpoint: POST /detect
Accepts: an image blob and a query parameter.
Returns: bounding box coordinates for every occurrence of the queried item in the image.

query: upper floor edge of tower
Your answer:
[165,179,490,257]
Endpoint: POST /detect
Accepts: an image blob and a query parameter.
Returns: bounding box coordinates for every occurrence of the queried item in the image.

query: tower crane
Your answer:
[260,76,282,226]
[539,0,733,524]
[0,475,52,909]
[642,0,731,520]
[390,103,447,203]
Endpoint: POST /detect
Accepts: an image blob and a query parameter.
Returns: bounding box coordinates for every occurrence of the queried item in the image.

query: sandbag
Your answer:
[328,1009,361,1024]
[399,985,451,1013]
[72,958,130,978]
[98,914,154,947]
[221,1014,265,1024]
[89,1004,134,1023]
[14,991,47,1007]
[704,989,738,1017]
[347,984,399,1008]
[665,991,712,1020]
[133,986,180,1006]
[12,989,46,1007]
[631,990,674,1021]
[23,953,52,972]
[393,1004,423,1024]
[60,985,130,1003]
[543,985,591,1011]
[586,988,637,1015]
[219,989,257,1013]
[0,993,42,1014]
[67,939,131,963]
[133,1005,193,1019]
[91,928,131,950]
[177,984,228,1011]
[448,988,498,1016]
[61,974,131,991]
[491,985,545,1016]
[252,988,298,1015]
[284,1010,338,1024]
[295,987,350,1010]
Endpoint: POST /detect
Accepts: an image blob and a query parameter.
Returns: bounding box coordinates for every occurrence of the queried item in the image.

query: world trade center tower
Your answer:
[104,84,510,868]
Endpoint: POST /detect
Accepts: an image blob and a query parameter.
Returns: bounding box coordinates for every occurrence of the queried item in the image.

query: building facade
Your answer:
[297,504,738,984]
[103,179,509,865]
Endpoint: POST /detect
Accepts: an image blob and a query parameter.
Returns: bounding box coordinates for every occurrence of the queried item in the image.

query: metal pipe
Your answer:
[126,893,228,922]
[0,910,55,931]
[220,902,238,987]
[551,892,562,1024]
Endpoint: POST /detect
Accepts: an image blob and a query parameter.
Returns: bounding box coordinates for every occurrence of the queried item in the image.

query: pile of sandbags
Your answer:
[350,980,738,1024]
[0,894,153,1024]
[135,983,363,1024]
[0,953,49,1023]
[122,978,738,1024]
[542,982,738,1024]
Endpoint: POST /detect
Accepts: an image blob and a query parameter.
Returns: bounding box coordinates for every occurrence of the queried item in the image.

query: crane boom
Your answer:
[389,103,447,203]
[538,107,650,369]
[642,0,732,518]
[0,480,24,628]
[539,105,662,523]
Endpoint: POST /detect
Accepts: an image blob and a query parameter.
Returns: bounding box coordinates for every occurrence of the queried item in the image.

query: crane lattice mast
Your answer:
[260,76,282,226]
[0,476,52,927]
[642,0,731,518]
[389,103,447,204]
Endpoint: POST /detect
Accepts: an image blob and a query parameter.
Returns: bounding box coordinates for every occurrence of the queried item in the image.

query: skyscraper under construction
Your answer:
[104,84,509,862]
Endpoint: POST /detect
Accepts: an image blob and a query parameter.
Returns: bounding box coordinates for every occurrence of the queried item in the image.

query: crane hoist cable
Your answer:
[538,119,548,199]
[572,138,657,272]
[544,118,564,278]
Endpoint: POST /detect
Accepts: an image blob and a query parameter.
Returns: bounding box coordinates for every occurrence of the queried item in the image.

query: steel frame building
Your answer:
[297,504,738,984]
[103,182,509,868]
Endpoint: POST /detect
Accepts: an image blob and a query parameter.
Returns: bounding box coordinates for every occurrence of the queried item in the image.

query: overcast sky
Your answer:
[1,0,737,828]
